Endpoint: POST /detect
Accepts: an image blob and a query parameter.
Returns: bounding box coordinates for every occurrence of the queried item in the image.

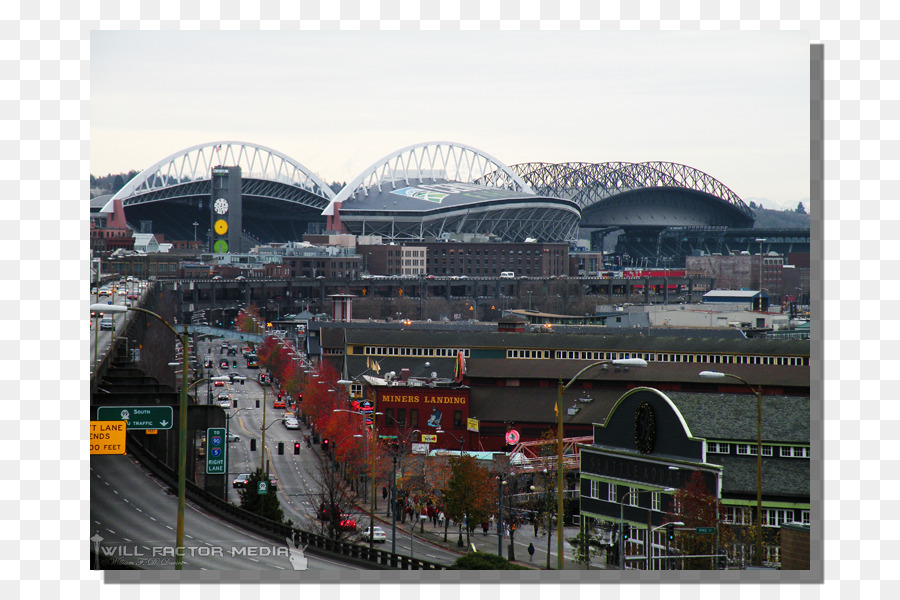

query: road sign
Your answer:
[257,481,268,495]
[695,527,716,534]
[206,427,226,474]
[90,421,126,455]
[96,406,173,430]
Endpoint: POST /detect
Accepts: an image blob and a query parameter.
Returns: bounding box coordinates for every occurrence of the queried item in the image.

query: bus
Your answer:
[246,353,259,368]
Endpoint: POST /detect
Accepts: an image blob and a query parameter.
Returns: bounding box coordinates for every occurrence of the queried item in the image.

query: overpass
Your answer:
[157,274,715,324]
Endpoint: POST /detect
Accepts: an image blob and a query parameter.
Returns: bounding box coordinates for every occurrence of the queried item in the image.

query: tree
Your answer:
[795,201,807,215]
[441,455,496,548]
[238,468,287,524]
[668,470,732,569]
[450,552,528,570]
[235,304,263,335]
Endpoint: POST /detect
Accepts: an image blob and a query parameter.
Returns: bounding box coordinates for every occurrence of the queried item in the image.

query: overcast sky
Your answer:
[91,30,810,211]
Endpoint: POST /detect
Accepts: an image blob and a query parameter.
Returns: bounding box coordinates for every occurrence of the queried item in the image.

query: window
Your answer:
[590,479,600,499]
[801,510,810,525]
[627,487,639,507]
[608,483,617,502]
[651,491,661,511]
[763,509,793,527]
[384,408,394,425]
[736,444,757,456]
[396,408,406,426]
[453,410,462,427]
[708,442,730,454]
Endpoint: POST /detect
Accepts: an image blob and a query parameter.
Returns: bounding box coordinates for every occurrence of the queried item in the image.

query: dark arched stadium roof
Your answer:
[490,161,754,229]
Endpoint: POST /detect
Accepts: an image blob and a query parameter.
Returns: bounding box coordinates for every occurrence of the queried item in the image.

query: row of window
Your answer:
[585,482,666,512]
[723,506,810,527]
[707,442,811,459]
[363,346,471,358]
[510,348,808,366]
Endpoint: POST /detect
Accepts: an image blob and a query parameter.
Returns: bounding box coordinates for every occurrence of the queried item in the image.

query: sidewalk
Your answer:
[354,494,607,570]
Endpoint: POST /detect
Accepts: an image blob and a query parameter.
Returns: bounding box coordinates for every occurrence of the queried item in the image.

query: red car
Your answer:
[339,515,357,531]
[214,380,226,387]
[273,398,285,408]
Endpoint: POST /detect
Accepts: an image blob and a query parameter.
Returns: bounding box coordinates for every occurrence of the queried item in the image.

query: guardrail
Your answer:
[125,436,445,570]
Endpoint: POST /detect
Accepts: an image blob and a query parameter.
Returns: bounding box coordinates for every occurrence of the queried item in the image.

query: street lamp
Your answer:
[497,476,507,557]
[700,370,764,566]
[333,408,382,551]
[618,487,675,570]
[755,238,767,310]
[437,428,466,547]
[557,357,648,570]
[192,221,199,242]
[91,302,191,570]
[649,520,684,570]
[224,407,252,501]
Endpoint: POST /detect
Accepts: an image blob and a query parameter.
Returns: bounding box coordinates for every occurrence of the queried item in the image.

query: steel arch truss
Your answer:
[110,141,335,206]
[503,161,752,220]
[325,141,534,213]
[349,203,580,244]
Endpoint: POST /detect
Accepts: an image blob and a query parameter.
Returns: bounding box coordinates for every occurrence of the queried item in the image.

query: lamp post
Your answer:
[618,487,675,570]
[755,237,767,310]
[648,520,684,570]
[91,303,191,570]
[497,476,507,557]
[700,370,763,566]
[192,221,199,243]
[437,428,466,547]
[333,408,382,551]
[558,357,648,570]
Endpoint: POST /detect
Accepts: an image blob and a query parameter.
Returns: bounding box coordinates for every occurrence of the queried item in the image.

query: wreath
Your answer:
[633,402,656,454]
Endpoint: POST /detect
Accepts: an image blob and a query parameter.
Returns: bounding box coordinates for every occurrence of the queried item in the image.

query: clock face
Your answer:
[214,198,229,215]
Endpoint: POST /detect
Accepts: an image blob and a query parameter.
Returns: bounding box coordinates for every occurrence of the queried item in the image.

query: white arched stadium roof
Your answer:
[323,141,534,216]
[104,141,334,212]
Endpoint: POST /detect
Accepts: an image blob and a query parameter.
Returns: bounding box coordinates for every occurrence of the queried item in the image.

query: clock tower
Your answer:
[210,165,242,254]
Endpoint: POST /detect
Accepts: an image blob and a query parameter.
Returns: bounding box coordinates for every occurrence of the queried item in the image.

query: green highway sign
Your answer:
[206,428,226,475]
[96,406,173,430]
[257,481,268,495]
[696,527,716,534]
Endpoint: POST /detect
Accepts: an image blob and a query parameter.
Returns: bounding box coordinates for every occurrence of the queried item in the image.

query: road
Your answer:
[90,453,360,570]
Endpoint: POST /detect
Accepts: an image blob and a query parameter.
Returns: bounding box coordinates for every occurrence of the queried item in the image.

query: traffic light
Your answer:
[250,438,257,451]
[322,438,330,453]
[294,442,300,455]
[622,524,630,541]
[278,441,284,455]
[666,523,675,541]
[296,393,303,403]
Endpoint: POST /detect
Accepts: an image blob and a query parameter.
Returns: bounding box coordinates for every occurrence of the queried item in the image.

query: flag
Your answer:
[454,350,466,383]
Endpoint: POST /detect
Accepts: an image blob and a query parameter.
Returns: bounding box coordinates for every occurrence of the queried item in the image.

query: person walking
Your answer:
[528,542,535,562]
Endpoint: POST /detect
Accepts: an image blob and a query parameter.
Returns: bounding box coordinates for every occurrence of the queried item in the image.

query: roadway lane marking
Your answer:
[123,538,132,542]
[149,516,157,521]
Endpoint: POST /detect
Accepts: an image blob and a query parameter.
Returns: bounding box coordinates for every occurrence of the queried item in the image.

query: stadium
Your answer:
[97,140,804,262]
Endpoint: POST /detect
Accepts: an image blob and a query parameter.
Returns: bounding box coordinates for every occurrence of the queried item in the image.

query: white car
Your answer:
[366,526,386,543]
[284,419,300,430]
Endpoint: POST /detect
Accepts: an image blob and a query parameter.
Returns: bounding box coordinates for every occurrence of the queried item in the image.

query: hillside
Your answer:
[750,207,811,229]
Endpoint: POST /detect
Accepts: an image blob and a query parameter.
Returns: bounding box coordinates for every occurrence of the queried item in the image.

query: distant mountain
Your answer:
[750,206,811,229]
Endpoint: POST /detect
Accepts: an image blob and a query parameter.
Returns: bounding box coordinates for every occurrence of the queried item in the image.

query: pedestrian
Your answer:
[438,511,445,527]
[382,486,388,501]
[528,542,535,562]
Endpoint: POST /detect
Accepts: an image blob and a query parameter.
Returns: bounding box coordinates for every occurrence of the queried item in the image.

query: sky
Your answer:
[91,30,810,211]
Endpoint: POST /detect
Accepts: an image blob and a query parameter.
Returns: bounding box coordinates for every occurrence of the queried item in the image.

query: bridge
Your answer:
[158,274,714,325]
